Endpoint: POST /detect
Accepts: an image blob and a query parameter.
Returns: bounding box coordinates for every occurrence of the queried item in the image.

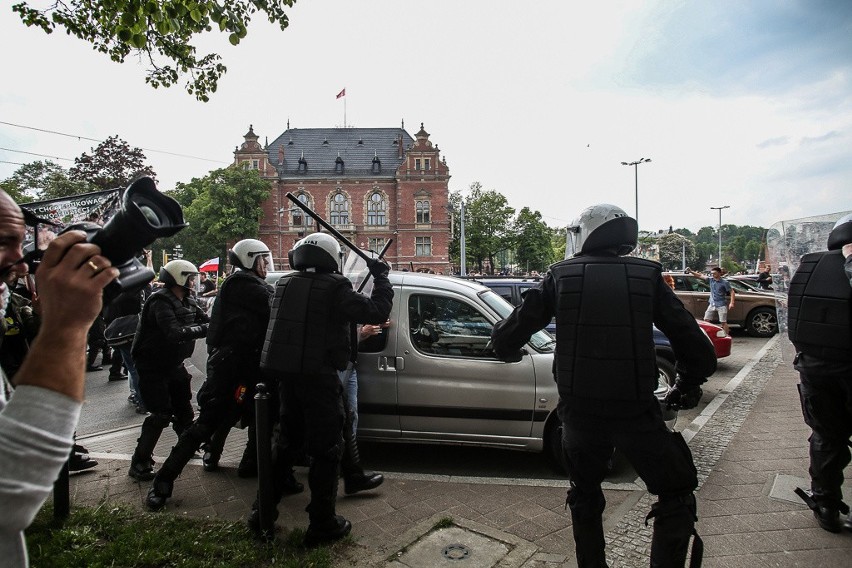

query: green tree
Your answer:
[657,233,696,271]
[14,1,296,101]
[0,160,92,202]
[463,183,515,274]
[158,167,271,267]
[69,136,156,191]
[513,207,555,273]
[550,225,566,262]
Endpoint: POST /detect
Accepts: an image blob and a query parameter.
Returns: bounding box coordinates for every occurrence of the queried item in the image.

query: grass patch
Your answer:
[432,517,454,530]
[26,503,345,568]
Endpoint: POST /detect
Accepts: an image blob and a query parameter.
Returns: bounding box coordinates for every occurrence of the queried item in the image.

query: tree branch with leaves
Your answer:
[13,0,296,101]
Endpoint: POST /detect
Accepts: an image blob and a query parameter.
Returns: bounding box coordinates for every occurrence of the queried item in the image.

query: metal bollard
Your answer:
[254,382,274,539]
[54,459,70,520]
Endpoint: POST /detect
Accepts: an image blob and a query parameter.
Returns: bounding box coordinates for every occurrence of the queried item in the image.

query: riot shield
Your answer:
[765,210,852,347]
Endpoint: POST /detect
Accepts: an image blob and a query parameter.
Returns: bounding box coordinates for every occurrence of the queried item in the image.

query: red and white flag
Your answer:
[336,88,346,99]
[199,257,219,272]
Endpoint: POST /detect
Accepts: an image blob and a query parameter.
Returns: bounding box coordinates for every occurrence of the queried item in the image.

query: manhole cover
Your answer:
[442,544,471,561]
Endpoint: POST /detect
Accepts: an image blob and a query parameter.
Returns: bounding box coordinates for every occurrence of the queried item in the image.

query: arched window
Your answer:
[366,192,387,226]
[330,192,350,226]
[416,200,431,224]
[292,193,311,227]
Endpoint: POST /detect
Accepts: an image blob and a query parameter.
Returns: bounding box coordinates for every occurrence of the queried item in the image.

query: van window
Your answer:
[408,294,493,358]
[488,286,514,305]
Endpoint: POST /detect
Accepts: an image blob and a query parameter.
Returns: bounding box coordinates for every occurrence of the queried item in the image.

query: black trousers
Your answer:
[559,400,698,568]
[797,371,852,507]
[271,372,345,523]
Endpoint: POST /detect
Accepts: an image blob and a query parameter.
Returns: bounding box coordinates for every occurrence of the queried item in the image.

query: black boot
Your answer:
[341,418,383,495]
[304,515,352,548]
[648,494,701,568]
[813,503,842,533]
[146,477,174,510]
[86,349,102,372]
[128,415,166,481]
[570,517,608,567]
[108,355,127,381]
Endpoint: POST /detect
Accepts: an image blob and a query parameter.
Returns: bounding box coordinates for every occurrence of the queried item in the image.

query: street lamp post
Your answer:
[459,199,467,276]
[710,205,730,268]
[620,158,651,226]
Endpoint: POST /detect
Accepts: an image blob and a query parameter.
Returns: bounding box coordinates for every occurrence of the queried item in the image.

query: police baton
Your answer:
[356,238,393,294]
[286,193,376,264]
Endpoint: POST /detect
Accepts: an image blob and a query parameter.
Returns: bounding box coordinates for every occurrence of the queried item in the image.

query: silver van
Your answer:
[266,270,676,471]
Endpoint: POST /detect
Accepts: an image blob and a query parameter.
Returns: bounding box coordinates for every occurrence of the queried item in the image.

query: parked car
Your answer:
[467,277,555,333]
[664,272,778,337]
[265,270,677,472]
[696,320,732,358]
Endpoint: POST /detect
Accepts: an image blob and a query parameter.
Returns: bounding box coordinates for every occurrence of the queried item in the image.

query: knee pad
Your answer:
[148,412,172,430]
[646,493,697,527]
[566,482,606,520]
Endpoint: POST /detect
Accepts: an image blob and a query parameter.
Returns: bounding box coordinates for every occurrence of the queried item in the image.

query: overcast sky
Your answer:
[1,0,850,232]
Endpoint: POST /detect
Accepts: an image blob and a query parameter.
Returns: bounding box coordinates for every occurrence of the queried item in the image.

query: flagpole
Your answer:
[344,96,347,128]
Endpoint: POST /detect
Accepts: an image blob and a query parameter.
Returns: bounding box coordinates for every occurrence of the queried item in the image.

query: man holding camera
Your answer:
[128,259,209,481]
[0,189,119,567]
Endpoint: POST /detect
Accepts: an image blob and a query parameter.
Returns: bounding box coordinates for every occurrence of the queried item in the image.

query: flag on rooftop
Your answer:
[336,88,346,99]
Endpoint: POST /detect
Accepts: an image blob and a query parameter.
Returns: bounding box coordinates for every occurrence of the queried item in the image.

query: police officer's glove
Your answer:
[663,379,702,410]
[185,323,209,338]
[367,258,390,278]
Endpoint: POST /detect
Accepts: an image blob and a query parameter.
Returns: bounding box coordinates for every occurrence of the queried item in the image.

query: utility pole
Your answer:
[620,158,651,226]
[710,205,730,267]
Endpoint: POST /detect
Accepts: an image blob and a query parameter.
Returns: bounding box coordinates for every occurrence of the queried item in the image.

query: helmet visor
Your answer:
[565,225,582,259]
[247,250,275,272]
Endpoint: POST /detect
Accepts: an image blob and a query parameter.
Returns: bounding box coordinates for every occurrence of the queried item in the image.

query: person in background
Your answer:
[0,189,118,567]
[338,322,386,495]
[787,214,852,533]
[687,266,735,335]
[127,260,209,481]
[492,204,716,567]
[663,273,675,290]
[757,264,773,290]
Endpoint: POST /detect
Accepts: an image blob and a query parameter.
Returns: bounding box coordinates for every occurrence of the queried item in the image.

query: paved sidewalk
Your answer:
[67,337,852,567]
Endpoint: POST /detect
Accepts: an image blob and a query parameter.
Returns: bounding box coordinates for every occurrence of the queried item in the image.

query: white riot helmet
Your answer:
[564,204,638,258]
[159,259,199,290]
[827,213,852,251]
[229,238,274,271]
[289,232,341,272]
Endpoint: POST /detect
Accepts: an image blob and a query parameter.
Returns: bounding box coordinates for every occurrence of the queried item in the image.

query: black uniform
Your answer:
[787,249,852,525]
[492,254,716,568]
[151,270,273,491]
[129,287,208,475]
[260,270,393,531]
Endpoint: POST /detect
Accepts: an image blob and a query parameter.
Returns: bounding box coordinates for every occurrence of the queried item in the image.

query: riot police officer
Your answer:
[252,233,393,547]
[788,213,852,533]
[128,260,209,481]
[144,239,300,508]
[491,204,717,567]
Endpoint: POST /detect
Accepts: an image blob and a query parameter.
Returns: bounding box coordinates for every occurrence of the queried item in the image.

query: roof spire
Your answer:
[401,118,405,129]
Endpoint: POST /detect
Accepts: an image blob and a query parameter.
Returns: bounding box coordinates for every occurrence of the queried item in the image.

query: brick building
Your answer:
[232,122,451,273]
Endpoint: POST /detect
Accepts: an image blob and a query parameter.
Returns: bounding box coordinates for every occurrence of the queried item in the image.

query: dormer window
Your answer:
[335,155,344,174]
[371,153,381,174]
[297,152,307,174]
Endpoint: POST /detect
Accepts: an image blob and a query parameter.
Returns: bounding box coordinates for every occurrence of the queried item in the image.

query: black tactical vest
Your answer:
[788,250,852,362]
[261,271,351,375]
[207,270,272,350]
[551,255,661,410]
[132,288,200,368]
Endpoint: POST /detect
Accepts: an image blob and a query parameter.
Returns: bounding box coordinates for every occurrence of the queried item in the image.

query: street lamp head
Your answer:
[620,162,629,165]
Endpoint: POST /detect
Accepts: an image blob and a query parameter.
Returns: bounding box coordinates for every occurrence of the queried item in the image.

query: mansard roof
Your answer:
[267,127,415,180]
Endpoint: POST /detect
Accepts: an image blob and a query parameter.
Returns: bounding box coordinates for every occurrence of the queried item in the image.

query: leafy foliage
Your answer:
[156,166,271,267]
[458,183,516,274]
[513,207,556,273]
[69,135,156,191]
[0,160,92,202]
[656,232,696,271]
[13,1,296,101]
